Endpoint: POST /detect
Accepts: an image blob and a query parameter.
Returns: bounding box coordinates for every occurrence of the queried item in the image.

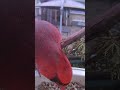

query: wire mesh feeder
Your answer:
[37,81,85,90]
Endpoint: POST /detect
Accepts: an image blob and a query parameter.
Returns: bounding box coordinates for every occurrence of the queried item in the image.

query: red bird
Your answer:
[35,20,72,90]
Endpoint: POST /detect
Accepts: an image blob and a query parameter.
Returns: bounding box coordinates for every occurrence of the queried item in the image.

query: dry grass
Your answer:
[63,37,85,61]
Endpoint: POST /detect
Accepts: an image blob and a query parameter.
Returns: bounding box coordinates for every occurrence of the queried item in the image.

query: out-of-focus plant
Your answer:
[87,22,120,79]
[95,31,120,59]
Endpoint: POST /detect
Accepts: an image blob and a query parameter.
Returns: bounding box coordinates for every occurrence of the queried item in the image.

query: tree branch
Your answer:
[61,28,85,48]
[61,3,120,48]
[86,3,120,42]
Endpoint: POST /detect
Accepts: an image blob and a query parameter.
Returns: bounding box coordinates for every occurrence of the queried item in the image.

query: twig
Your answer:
[61,28,85,48]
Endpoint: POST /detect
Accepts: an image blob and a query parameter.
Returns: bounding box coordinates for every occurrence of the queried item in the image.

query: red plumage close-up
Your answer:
[35,20,72,90]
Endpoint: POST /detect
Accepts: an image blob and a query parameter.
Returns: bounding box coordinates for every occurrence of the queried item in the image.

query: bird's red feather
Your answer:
[35,20,72,87]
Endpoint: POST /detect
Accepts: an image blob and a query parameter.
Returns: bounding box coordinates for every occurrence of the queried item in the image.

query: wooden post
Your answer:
[55,9,57,26]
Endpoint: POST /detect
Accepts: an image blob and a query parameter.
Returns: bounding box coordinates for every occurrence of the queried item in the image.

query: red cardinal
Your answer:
[35,20,72,90]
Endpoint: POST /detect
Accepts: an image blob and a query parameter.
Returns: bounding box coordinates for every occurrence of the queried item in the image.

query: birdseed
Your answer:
[37,82,85,90]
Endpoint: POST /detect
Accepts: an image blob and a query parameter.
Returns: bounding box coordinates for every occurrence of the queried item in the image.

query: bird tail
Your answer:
[57,49,72,85]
